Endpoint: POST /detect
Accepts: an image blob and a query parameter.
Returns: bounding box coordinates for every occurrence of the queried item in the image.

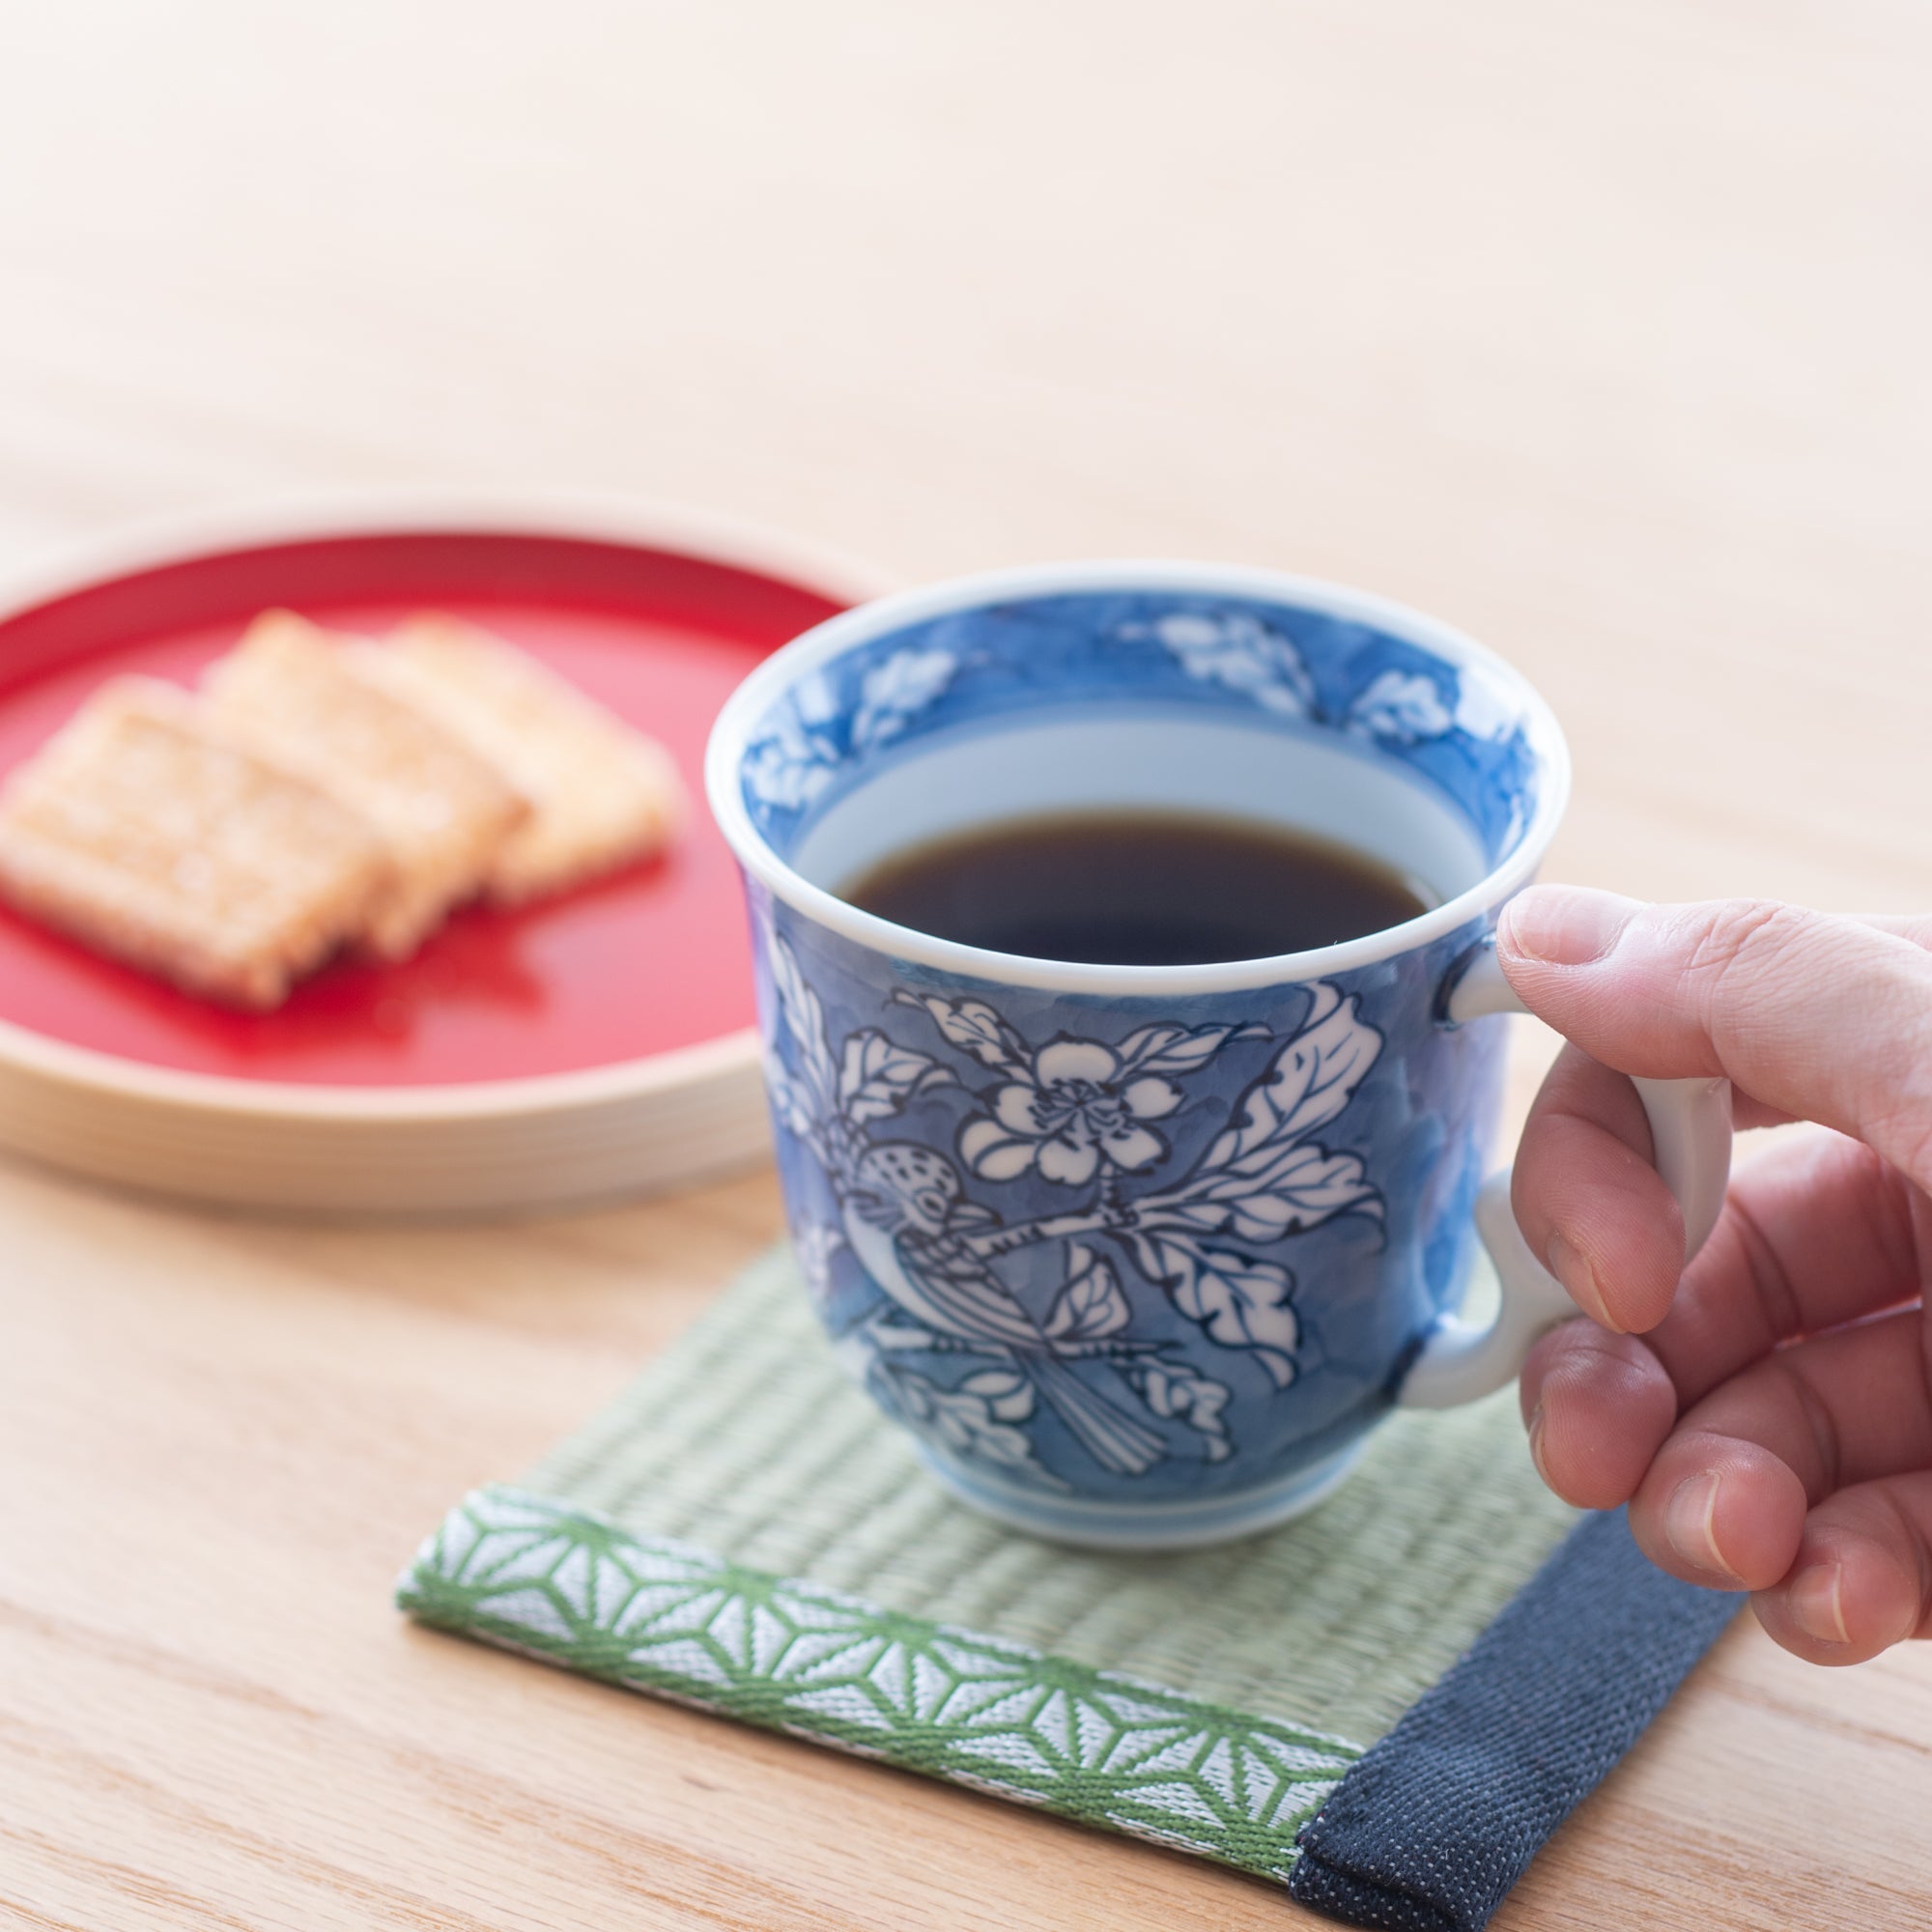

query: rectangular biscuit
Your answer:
[0,677,388,1009]
[356,615,685,906]
[203,611,528,958]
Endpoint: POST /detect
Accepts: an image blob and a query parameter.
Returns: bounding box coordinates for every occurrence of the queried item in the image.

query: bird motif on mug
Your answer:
[842,1141,1165,1475]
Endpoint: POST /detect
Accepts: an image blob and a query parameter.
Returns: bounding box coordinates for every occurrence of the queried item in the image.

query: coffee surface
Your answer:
[841,810,1432,965]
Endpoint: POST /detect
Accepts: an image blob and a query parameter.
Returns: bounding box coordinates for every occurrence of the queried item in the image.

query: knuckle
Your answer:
[1534,1320,1662,1394]
[1671,899,1883,1083]
[1676,898,1804,1009]
[1722,1190,1804,1345]
[1775,1357,1844,1500]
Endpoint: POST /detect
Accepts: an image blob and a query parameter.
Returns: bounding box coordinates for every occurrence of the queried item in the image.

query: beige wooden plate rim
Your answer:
[0,487,895,1125]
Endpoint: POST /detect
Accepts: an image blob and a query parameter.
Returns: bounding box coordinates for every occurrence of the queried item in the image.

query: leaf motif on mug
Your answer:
[765,931,1397,1483]
[957,1368,1036,1422]
[1205,985,1382,1167]
[1127,1235,1299,1388]
[1128,1356,1235,1461]
[1112,1019,1269,1078]
[768,937,839,1112]
[1140,1146,1381,1244]
[893,989,1028,1069]
[867,1355,1063,1481]
[1043,1244,1132,1342]
[838,1028,955,1123]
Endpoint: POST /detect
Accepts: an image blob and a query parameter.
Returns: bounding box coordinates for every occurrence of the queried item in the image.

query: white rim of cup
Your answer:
[706,558,1573,996]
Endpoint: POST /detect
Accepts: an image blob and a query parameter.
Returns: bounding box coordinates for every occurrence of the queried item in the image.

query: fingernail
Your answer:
[1787,1563,1849,1645]
[1526,1405,1552,1487]
[1663,1472,1738,1579]
[1547,1231,1617,1330]
[1504,887,1634,967]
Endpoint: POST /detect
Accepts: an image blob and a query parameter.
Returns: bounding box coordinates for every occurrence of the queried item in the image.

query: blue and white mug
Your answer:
[707,563,1732,1549]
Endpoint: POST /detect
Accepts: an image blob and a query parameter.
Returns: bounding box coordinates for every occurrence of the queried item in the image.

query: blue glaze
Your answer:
[714,576,1558,1543]
[735,592,1543,867]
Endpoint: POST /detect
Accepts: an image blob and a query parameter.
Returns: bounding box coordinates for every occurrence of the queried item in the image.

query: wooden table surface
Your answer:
[3,4,1930,1926]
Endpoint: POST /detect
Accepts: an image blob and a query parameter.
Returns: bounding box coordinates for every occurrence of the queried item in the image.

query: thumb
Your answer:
[1496,889,1932,1187]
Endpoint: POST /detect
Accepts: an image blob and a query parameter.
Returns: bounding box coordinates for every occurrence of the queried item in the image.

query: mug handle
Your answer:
[1397,939,1735,1409]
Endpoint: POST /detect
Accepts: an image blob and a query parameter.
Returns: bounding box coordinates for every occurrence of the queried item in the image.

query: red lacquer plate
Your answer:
[0,495,889,1215]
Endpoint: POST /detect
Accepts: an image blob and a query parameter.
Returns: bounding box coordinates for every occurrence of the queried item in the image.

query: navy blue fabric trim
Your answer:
[1288,1508,1739,1932]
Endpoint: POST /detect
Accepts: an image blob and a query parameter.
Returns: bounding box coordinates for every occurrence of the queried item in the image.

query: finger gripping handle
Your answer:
[1398,944,1734,1410]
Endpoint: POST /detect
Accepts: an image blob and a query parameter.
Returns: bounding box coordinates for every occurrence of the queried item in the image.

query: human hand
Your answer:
[1497,888,1932,1664]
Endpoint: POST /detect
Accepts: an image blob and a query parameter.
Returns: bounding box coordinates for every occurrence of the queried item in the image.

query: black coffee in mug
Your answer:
[841,809,1433,967]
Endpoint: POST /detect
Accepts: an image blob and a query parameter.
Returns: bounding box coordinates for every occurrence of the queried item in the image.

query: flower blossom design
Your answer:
[1128,607,1496,759]
[869,1357,1048,1475]
[766,950,1385,1479]
[741,647,958,817]
[1144,611,1318,719]
[959,1037,1183,1186]
[1344,668,1454,746]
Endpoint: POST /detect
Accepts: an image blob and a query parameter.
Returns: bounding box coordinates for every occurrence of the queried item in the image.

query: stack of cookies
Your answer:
[0,611,686,1009]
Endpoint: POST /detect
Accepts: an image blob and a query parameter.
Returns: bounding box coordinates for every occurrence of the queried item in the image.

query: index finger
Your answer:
[1497,891,1932,1188]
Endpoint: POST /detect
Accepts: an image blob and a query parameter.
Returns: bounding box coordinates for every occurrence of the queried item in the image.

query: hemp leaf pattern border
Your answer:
[399,1486,1361,1879]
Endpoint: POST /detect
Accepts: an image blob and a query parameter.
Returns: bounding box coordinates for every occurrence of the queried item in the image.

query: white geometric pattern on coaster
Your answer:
[399,1485,1362,1879]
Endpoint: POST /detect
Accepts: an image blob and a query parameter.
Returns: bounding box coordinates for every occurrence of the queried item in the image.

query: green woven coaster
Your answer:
[399,1246,1577,1884]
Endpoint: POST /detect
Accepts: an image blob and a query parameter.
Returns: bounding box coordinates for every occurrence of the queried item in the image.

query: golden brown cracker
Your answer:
[203,611,527,957]
[367,614,684,905]
[0,677,387,1008]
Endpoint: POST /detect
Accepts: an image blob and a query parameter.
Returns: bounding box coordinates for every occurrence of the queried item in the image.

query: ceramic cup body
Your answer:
[708,563,1569,1548]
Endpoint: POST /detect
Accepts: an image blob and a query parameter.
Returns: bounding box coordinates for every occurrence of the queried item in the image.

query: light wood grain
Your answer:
[2,3,1930,1926]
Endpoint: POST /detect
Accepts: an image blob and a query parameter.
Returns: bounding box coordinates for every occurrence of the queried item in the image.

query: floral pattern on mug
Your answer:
[902,998,1247,1187]
[760,934,1388,1488]
[741,644,958,813]
[710,570,1561,1538]
[730,588,1545,865]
